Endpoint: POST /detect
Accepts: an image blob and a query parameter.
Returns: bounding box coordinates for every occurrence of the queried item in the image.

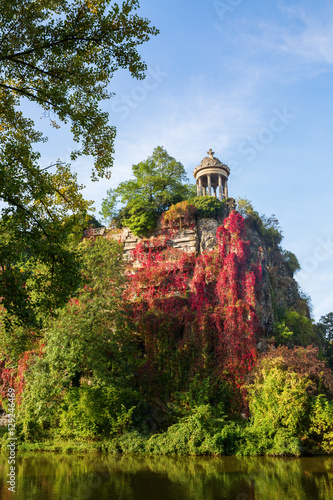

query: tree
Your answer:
[0,0,158,178]
[317,312,333,369]
[0,0,158,322]
[318,312,333,342]
[7,237,141,439]
[100,146,196,235]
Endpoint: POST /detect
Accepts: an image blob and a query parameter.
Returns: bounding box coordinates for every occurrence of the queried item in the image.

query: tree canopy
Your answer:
[0,0,158,323]
[0,0,158,178]
[100,146,196,235]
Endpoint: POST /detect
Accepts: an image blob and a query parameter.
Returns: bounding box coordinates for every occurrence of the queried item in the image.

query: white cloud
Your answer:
[112,82,262,182]
[248,6,333,68]
[277,7,333,65]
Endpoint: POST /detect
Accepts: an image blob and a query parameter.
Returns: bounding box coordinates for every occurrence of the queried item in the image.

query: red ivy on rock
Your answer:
[125,211,263,398]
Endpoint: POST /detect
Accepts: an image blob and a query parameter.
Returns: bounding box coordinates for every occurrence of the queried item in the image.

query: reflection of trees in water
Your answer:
[0,454,332,500]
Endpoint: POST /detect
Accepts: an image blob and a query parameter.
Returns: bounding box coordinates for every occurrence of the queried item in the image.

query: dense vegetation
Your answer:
[1,195,332,456]
[1,0,331,461]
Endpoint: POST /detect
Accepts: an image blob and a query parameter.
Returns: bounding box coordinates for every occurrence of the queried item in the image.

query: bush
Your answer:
[57,384,136,440]
[188,196,226,218]
[162,200,196,229]
[108,405,245,456]
[308,395,333,454]
[243,348,333,455]
[144,405,244,456]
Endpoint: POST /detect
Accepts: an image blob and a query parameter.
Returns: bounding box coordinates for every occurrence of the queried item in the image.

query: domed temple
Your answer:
[193,149,230,201]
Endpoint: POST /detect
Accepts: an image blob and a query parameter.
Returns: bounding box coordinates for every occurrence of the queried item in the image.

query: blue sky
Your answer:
[34,0,333,321]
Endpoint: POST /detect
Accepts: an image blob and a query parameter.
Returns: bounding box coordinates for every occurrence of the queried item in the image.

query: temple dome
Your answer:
[193,149,230,177]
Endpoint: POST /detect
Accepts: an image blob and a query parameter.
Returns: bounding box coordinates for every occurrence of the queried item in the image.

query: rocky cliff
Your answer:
[85,201,308,341]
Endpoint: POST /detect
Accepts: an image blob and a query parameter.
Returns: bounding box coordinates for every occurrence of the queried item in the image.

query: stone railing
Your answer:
[83,227,106,238]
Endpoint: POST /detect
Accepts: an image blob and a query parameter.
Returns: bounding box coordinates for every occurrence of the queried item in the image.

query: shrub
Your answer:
[308,395,333,454]
[57,385,136,440]
[244,365,310,455]
[243,347,333,455]
[143,405,244,456]
[188,196,226,218]
[162,200,196,229]
[281,250,301,277]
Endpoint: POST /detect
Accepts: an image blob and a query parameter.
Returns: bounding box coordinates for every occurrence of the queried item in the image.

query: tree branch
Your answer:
[0,193,49,237]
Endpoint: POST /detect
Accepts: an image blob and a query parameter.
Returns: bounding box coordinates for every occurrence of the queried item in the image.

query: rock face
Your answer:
[0,411,9,427]
[197,218,220,252]
[97,204,306,338]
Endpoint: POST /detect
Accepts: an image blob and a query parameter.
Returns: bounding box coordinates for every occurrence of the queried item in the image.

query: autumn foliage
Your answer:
[125,210,263,399]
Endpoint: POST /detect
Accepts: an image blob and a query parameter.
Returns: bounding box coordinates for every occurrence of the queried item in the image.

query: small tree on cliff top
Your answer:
[100,147,196,235]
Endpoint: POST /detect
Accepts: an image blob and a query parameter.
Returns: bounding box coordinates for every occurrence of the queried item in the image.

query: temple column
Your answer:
[218,175,223,201]
[224,179,228,198]
[207,174,211,196]
[213,187,217,198]
[198,176,203,196]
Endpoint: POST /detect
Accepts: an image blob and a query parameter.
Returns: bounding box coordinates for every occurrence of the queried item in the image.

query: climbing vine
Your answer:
[125,211,263,402]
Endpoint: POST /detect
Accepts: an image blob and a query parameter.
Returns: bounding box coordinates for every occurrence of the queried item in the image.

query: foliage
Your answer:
[162,200,196,230]
[100,146,196,235]
[308,395,333,454]
[2,192,330,456]
[237,198,283,248]
[273,311,318,348]
[317,312,333,369]
[0,0,157,323]
[260,345,333,396]
[242,346,333,456]
[318,312,333,342]
[0,0,158,178]
[236,197,256,218]
[144,405,243,456]
[281,250,301,277]
[244,366,309,456]
[109,405,245,456]
[56,385,136,440]
[187,196,227,218]
[7,237,141,439]
[0,165,90,325]
[100,188,119,227]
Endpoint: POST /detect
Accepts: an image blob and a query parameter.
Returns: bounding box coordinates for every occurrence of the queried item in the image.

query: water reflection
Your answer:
[0,453,332,500]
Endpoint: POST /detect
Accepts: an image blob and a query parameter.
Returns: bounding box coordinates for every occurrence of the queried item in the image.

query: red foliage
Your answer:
[125,211,263,397]
[0,347,42,406]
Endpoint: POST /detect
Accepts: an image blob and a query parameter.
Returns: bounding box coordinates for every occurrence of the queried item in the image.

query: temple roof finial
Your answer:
[207,148,215,158]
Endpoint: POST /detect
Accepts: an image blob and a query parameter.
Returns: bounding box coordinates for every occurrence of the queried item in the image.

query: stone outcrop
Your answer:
[110,218,223,258]
[0,411,9,427]
[87,201,305,339]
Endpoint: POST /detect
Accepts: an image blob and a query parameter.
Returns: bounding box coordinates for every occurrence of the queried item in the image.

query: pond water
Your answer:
[0,453,332,500]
